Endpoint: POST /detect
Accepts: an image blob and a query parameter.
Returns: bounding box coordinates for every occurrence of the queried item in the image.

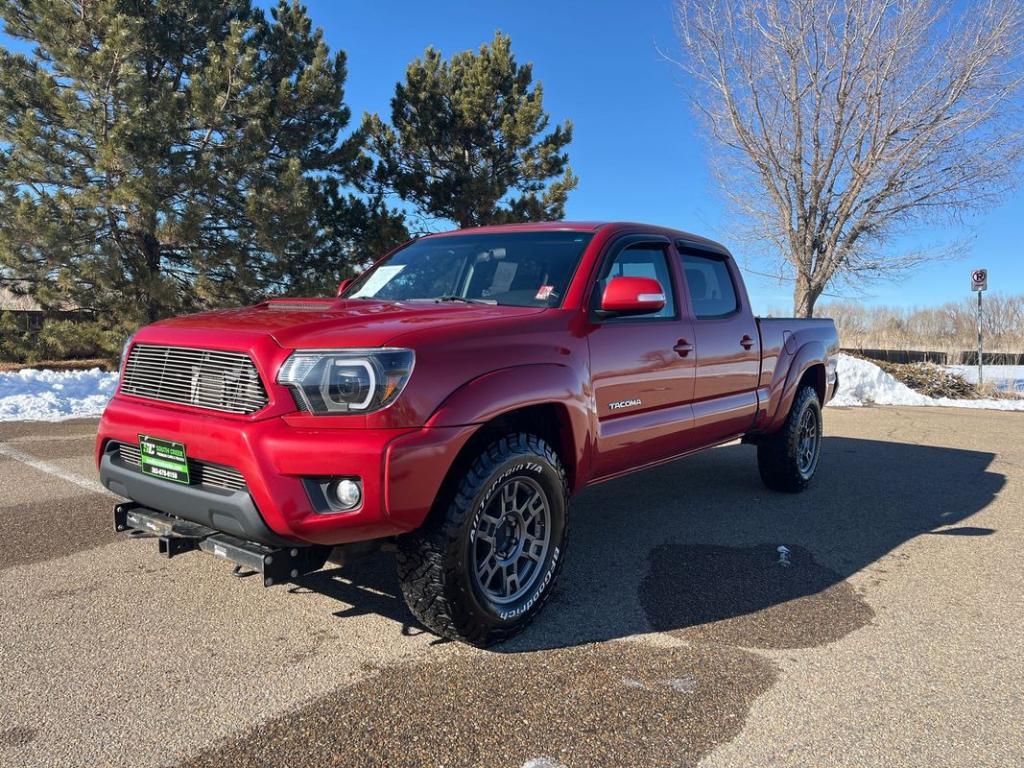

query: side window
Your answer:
[599,244,676,320]
[680,251,739,318]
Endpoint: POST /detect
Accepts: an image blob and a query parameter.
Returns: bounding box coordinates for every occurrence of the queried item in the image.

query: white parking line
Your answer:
[0,441,111,496]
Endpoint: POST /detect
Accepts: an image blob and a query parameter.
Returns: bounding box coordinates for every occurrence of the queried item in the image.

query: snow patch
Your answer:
[945,364,1024,393]
[830,355,1024,411]
[0,368,118,421]
[521,759,567,768]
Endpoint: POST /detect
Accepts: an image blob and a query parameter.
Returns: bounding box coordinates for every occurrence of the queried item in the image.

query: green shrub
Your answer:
[0,313,129,365]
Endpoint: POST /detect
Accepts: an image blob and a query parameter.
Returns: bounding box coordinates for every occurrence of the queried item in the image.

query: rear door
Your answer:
[675,243,760,446]
[587,235,696,478]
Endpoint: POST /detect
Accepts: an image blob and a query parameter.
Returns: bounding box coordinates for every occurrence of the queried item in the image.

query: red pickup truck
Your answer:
[98,221,838,645]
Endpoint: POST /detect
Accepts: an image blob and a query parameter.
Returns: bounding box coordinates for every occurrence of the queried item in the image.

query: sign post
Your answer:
[971,269,988,390]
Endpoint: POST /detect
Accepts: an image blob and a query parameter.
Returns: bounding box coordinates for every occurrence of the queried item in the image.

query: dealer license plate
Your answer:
[138,435,191,485]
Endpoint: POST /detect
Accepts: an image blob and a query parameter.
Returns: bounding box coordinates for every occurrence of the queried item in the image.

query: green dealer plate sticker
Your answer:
[138,435,191,485]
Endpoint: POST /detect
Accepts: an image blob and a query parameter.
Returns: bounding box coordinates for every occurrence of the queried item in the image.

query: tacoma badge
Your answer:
[609,399,642,410]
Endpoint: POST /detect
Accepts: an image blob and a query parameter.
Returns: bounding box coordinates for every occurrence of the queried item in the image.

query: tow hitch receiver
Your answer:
[113,502,330,587]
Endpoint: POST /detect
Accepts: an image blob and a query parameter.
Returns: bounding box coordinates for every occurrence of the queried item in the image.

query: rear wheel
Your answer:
[396,433,568,646]
[757,385,822,492]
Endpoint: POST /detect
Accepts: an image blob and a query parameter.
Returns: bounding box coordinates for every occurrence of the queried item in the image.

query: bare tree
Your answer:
[675,0,1024,316]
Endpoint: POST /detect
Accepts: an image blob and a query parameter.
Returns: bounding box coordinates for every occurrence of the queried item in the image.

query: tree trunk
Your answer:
[793,271,819,318]
[133,228,163,323]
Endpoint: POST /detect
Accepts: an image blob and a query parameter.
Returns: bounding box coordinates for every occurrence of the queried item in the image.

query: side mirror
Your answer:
[336,277,354,297]
[599,276,666,316]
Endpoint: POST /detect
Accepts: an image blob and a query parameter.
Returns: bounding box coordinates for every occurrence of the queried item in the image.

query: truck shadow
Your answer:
[503,435,1004,652]
[296,436,1004,651]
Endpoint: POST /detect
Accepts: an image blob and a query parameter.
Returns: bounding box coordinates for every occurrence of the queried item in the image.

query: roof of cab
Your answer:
[421,220,730,255]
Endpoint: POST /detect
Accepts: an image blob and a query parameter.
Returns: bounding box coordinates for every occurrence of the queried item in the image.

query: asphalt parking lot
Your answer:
[1,407,1022,768]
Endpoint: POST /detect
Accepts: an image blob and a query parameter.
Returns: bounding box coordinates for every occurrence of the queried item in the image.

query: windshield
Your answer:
[342,231,594,308]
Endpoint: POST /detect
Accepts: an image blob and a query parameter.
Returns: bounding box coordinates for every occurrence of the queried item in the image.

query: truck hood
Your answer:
[147,298,548,349]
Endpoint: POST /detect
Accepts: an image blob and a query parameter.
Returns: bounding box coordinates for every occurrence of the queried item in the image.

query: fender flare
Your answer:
[763,341,827,433]
[425,363,593,489]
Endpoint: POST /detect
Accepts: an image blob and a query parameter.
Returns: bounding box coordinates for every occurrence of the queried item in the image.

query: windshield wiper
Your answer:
[433,295,497,305]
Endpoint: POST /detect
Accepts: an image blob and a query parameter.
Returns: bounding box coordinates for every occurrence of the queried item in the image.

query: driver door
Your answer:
[587,235,696,479]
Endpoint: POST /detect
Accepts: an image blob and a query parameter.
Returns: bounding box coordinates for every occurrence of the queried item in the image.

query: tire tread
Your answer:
[395,432,568,646]
[757,385,821,493]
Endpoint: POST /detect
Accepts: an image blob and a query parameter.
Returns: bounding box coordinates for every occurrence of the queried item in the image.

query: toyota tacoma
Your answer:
[97,221,839,646]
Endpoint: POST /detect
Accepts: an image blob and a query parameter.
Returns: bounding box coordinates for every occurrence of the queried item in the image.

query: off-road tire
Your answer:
[396,433,569,647]
[757,385,822,493]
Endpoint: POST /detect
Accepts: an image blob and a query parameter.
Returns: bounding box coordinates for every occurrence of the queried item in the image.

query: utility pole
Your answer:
[971,269,988,390]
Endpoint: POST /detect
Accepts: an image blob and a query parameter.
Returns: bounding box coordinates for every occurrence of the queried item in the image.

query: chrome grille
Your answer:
[116,443,248,493]
[121,344,268,414]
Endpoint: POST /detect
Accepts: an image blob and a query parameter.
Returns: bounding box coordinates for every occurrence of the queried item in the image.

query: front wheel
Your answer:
[396,433,568,646]
[757,385,823,492]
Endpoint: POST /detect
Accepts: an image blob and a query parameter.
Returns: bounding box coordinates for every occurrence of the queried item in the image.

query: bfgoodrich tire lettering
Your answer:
[396,433,568,647]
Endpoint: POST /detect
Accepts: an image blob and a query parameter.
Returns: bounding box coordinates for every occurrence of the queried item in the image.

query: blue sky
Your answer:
[312,0,1022,313]
[5,1,1021,312]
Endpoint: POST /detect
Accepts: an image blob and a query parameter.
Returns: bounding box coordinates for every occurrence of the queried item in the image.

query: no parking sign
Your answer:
[972,269,988,291]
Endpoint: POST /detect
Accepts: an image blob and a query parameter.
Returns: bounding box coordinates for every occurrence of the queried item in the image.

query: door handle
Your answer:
[740,335,754,350]
[674,339,694,357]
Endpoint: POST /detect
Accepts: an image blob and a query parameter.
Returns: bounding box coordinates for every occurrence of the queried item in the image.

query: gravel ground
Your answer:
[0,407,1021,768]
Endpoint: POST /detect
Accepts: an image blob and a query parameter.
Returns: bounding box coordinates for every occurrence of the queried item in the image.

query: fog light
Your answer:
[328,478,362,509]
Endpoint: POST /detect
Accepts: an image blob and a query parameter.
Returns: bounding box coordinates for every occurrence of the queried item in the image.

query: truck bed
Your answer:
[756,315,840,416]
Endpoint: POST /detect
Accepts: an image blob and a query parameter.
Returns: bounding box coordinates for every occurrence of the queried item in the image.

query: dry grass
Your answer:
[857,356,1024,401]
[975,381,1024,401]
[819,294,1024,362]
[870,359,980,399]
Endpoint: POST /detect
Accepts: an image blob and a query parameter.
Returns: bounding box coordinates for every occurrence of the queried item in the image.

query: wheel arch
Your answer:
[761,341,828,434]
[438,402,580,504]
[798,362,827,403]
[426,364,591,493]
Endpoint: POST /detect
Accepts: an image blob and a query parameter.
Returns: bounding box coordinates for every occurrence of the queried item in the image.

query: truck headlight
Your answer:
[277,349,414,414]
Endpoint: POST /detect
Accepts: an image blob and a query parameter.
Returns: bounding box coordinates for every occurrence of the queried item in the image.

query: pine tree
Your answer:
[0,0,403,332]
[364,31,577,230]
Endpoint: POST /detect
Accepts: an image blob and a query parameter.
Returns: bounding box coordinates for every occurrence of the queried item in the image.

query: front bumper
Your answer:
[97,396,476,546]
[101,449,291,546]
